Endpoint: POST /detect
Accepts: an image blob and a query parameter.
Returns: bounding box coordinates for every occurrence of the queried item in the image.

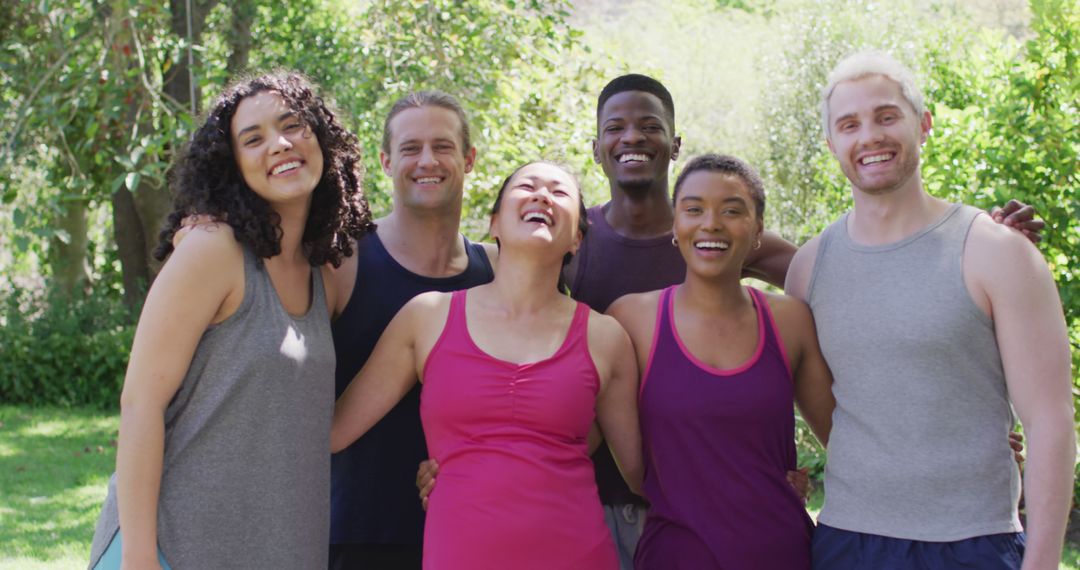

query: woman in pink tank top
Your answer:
[331,162,643,569]
[607,155,835,569]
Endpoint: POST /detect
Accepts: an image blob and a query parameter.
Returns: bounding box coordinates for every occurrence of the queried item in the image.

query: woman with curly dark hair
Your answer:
[87,71,374,570]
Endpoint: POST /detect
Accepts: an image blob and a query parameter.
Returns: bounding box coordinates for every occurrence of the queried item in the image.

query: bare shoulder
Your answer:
[167,222,243,271]
[966,211,1042,263]
[964,211,1054,312]
[587,308,634,357]
[965,211,1049,285]
[606,290,662,336]
[785,232,823,300]
[402,290,453,318]
[759,289,813,333]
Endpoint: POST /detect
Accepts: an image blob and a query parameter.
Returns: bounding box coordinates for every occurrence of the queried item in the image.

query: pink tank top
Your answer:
[419,289,617,570]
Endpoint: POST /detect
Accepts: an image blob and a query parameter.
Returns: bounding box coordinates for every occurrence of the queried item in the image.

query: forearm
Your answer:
[115,404,166,565]
[742,230,797,288]
[1019,412,1076,570]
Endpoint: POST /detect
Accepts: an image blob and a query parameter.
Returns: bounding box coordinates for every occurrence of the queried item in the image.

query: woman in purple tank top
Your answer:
[607,154,835,569]
[332,161,643,569]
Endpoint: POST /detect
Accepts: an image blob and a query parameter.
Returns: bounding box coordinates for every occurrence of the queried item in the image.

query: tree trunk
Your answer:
[48,198,90,296]
[226,0,256,77]
[112,187,150,310]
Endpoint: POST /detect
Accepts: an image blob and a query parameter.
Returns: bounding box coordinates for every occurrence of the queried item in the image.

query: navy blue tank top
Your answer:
[330,232,494,545]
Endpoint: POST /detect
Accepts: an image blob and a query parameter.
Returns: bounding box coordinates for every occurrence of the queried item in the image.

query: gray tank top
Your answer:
[808,203,1021,541]
[89,246,335,569]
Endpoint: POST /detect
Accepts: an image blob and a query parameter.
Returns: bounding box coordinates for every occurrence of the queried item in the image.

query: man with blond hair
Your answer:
[785,50,1074,569]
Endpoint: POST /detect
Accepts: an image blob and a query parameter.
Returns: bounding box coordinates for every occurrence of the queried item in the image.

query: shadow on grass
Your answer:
[0,406,118,563]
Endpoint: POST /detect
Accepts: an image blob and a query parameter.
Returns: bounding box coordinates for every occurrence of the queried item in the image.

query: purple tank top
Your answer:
[635,286,812,570]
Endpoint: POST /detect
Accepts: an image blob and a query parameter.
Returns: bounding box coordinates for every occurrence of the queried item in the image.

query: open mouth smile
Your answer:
[269,160,303,176]
[522,211,553,226]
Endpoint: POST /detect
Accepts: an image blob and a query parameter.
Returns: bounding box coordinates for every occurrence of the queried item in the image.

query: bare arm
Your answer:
[969,218,1074,570]
[591,313,644,495]
[775,295,834,446]
[742,229,798,288]
[783,234,821,302]
[330,293,443,453]
[117,229,243,568]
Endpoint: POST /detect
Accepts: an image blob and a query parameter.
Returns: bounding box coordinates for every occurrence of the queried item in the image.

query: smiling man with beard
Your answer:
[785,51,1074,570]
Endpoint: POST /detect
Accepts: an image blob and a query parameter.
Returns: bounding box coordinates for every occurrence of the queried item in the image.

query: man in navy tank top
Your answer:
[327,91,496,569]
[786,51,1074,569]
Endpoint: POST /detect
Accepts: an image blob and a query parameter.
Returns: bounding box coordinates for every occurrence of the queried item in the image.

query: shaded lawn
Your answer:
[2,405,1078,569]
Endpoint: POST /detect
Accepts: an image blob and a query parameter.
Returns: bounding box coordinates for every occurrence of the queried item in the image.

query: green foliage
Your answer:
[922,0,1079,399]
[0,288,135,409]
[238,0,599,237]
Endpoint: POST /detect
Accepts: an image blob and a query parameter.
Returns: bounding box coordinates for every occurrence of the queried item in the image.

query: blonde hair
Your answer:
[820,50,925,138]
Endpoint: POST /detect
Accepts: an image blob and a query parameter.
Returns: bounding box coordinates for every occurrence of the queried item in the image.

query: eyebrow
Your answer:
[235,111,296,138]
[677,195,747,205]
[833,103,904,126]
[397,136,458,148]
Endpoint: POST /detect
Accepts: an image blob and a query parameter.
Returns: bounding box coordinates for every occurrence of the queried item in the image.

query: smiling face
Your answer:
[380,105,476,213]
[593,91,680,197]
[490,162,583,259]
[673,170,762,280]
[826,74,931,197]
[231,90,324,207]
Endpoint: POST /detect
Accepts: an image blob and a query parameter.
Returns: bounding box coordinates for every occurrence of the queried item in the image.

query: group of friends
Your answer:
[85,49,1075,570]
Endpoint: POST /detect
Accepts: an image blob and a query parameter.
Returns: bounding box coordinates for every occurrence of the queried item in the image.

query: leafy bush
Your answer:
[0,287,135,409]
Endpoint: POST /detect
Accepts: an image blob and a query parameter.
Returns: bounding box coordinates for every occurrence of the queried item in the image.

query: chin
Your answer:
[616,177,656,195]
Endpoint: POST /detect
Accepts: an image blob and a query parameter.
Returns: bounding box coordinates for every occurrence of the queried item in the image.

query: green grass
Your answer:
[1,405,1078,568]
[0,406,118,569]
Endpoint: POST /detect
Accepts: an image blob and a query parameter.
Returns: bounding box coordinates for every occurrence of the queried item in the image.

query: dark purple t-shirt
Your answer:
[570,204,686,506]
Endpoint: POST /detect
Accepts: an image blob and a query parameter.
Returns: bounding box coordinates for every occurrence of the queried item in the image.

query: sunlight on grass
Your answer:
[1,406,117,565]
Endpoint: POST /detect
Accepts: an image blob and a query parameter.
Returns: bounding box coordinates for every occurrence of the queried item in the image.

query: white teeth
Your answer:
[416,177,441,184]
[523,212,553,225]
[861,153,892,165]
[618,153,650,163]
[271,161,301,175]
[695,241,730,250]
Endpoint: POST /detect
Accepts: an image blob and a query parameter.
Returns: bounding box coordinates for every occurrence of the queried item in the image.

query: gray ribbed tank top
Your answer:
[88,246,335,569]
[808,203,1021,541]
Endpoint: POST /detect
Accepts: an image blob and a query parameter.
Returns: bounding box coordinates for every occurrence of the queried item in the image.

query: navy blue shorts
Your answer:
[812,523,1025,570]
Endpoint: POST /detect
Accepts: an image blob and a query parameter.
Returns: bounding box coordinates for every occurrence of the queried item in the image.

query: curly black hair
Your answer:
[154,70,375,267]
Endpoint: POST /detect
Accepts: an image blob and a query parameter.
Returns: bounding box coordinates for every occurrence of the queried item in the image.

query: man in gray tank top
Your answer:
[785,50,1075,569]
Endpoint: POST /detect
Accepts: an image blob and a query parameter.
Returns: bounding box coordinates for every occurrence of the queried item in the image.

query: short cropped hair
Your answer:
[596,74,676,132]
[673,154,766,221]
[381,90,472,154]
[820,50,925,138]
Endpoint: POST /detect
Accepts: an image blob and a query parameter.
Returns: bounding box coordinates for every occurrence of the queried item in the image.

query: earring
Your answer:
[671,236,678,247]
[754,239,762,250]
